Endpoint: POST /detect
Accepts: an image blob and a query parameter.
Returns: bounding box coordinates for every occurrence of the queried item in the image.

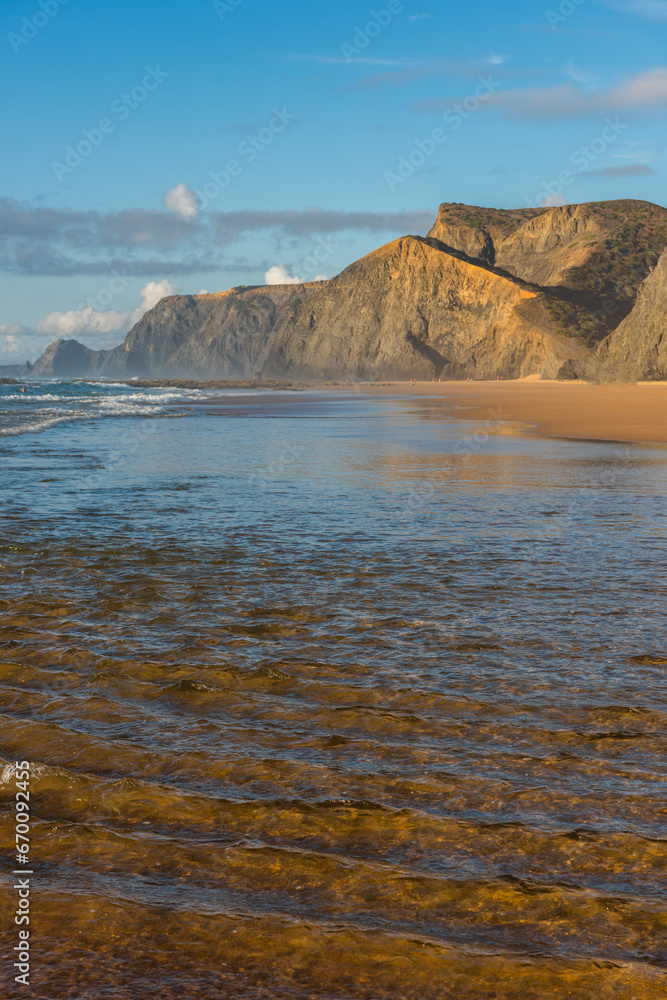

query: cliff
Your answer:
[33,283,325,379]
[32,340,104,377]
[564,251,667,382]
[30,199,667,383]
[0,362,34,378]
[429,200,667,343]
[263,236,587,380]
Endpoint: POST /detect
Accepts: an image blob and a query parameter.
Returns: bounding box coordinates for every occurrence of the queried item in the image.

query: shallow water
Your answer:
[1,381,666,999]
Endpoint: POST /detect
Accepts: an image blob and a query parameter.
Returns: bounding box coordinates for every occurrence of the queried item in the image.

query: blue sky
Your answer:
[1,0,666,363]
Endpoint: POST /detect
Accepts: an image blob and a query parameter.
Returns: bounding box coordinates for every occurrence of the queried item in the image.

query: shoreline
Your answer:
[14,376,666,446]
[308,379,667,445]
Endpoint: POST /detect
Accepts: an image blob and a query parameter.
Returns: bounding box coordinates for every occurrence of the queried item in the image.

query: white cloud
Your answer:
[0,282,178,365]
[0,322,27,337]
[410,67,667,120]
[0,326,36,362]
[597,0,667,20]
[133,279,177,318]
[0,198,433,277]
[0,325,30,361]
[35,280,177,341]
[541,193,568,207]
[264,265,329,285]
[612,67,667,106]
[265,265,303,285]
[583,163,654,177]
[484,67,667,117]
[36,306,129,338]
[2,334,21,354]
[163,183,199,220]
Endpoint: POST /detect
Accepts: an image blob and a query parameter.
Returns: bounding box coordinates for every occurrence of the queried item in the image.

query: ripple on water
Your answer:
[1,391,666,997]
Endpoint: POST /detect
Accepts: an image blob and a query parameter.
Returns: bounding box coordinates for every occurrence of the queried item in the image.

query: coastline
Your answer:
[312,379,667,445]
[44,376,667,446]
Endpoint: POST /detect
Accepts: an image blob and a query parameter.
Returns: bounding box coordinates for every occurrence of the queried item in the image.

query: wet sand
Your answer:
[316,380,667,444]
[108,378,667,445]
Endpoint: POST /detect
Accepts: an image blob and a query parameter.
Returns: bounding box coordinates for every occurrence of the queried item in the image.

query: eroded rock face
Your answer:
[31,199,667,382]
[427,205,546,268]
[263,237,588,381]
[32,339,104,377]
[428,200,667,343]
[32,285,325,379]
[96,285,325,379]
[571,252,667,382]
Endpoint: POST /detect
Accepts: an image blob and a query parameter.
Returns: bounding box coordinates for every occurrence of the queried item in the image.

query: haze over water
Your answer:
[1,382,666,999]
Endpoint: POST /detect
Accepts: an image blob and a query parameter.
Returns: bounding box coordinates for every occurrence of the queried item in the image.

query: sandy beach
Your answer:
[318,380,667,445]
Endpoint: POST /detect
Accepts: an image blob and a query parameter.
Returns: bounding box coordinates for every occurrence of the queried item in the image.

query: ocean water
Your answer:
[0,379,666,999]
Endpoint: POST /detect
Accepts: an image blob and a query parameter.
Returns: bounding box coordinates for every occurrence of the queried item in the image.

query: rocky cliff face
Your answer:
[429,200,667,342]
[31,199,667,383]
[427,205,547,267]
[97,283,325,379]
[566,252,667,382]
[263,236,588,380]
[32,339,104,377]
[33,283,324,379]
